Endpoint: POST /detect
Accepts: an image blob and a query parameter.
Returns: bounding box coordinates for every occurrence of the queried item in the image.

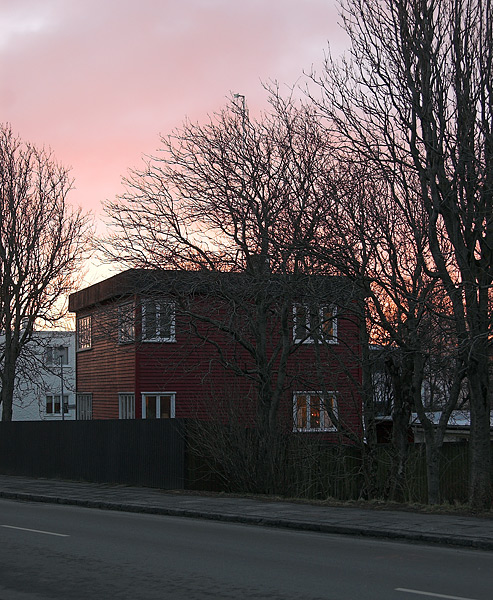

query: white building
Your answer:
[411,411,493,443]
[2,331,76,421]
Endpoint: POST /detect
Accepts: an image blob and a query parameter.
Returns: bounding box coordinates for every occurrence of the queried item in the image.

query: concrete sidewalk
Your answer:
[1,474,492,550]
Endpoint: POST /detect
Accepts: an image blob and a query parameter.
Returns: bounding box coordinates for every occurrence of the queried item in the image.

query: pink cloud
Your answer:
[1,0,345,220]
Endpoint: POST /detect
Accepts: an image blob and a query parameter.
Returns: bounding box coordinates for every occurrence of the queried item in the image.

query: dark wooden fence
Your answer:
[0,420,490,504]
[0,419,185,489]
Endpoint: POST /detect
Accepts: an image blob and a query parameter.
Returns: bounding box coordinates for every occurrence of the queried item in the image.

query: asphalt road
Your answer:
[0,498,492,600]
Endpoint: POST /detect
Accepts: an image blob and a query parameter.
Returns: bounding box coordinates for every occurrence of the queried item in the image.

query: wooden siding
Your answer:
[134,303,255,421]
[73,274,363,438]
[76,303,136,419]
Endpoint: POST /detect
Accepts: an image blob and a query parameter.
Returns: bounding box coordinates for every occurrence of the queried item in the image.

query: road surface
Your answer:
[0,498,491,599]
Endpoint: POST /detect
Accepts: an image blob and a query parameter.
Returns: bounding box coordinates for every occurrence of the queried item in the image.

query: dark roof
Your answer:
[68,268,360,313]
[69,269,170,312]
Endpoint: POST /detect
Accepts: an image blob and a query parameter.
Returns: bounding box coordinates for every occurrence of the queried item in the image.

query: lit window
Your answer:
[293,392,338,432]
[293,304,337,344]
[77,316,92,350]
[142,300,175,342]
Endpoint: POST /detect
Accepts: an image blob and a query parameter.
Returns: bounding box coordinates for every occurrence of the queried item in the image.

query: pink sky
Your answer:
[1,0,346,283]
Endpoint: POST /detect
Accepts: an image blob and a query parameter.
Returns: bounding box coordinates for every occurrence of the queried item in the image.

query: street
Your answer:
[0,498,491,599]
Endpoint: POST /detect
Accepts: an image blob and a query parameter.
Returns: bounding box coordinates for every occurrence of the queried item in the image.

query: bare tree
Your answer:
[311,0,493,508]
[313,158,463,502]
[0,124,91,421]
[104,100,362,491]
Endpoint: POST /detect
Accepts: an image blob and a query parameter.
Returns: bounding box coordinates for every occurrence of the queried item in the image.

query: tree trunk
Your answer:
[424,433,441,505]
[360,310,380,499]
[389,404,411,501]
[468,359,492,509]
[1,380,14,421]
[1,354,17,421]
[386,355,414,501]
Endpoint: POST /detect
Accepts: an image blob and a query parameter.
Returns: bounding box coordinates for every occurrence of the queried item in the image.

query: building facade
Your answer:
[3,330,76,421]
[69,269,362,440]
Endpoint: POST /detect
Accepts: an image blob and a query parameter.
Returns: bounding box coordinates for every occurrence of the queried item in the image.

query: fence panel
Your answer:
[0,419,185,489]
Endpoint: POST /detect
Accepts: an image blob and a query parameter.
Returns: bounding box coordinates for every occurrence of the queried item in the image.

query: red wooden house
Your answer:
[68,269,363,441]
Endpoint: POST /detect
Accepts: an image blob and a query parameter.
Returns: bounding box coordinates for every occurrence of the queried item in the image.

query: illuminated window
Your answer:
[142,300,175,342]
[77,316,92,350]
[293,304,337,343]
[293,392,337,432]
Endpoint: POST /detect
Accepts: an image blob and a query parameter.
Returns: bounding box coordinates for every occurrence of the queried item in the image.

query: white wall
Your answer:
[6,331,76,421]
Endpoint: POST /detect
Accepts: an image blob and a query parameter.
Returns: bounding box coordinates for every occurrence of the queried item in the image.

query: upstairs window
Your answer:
[293,392,338,432]
[118,303,135,344]
[293,304,337,344]
[77,316,92,351]
[45,346,69,366]
[142,299,175,342]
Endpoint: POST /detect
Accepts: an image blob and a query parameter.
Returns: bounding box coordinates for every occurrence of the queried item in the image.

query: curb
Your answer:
[2,490,493,551]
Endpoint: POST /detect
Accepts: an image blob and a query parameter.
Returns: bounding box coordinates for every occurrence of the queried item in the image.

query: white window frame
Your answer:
[77,316,92,351]
[118,303,135,344]
[77,393,92,420]
[141,300,176,342]
[293,304,338,344]
[293,391,338,432]
[141,393,176,419]
[45,394,69,416]
[119,393,135,419]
